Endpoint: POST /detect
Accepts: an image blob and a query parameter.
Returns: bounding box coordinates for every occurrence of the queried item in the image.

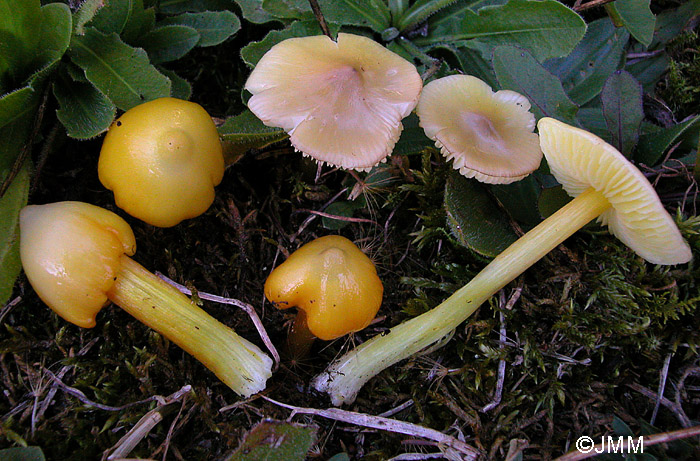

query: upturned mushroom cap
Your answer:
[19,202,137,328]
[538,117,692,265]
[245,33,423,171]
[417,75,542,184]
[264,235,383,341]
[98,97,224,227]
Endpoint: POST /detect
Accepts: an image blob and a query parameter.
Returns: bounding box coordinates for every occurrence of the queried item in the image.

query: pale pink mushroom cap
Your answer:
[245,33,423,170]
[539,117,692,265]
[417,75,542,184]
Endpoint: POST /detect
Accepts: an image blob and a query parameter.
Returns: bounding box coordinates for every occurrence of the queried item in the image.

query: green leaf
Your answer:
[33,2,72,76]
[159,0,234,14]
[445,41,499,88]
[601,70,643,157]
[392,113,435,157]
[416,0,587,62]
[493,46,578,123]
[241,20,340,68]
[260,0,311,20]
[611,415,634,436]
[88,0,141,35]
[544,17,628,106]
[0,86,37,306]
[69,27,171,111]
[398,0,461,32]
[53,73,116,140]
[160,11,240,47]
[261,0,389,32]
[0,86,37,134]
[0,446,46,461]
[136,24,200,63]
[635,115,700,166]
[577,106,608,138]
[335,0,391,32]
[537,185,572,219]
[607,0,655,48]
[625,51,669,94]
[233,0,278,24]
[158,68,192,100]
[650,0,700,49]
[122,2,157,45]
[490,175,542,227]
[445,172,518,258]
[74,0,106,35]
[0,0,41,89]
[0,159,29,306]
[225,420,316,461]
[218,109,288,163]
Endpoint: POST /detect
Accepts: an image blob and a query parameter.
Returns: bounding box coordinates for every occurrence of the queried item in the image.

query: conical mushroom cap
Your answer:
[538,117,692,265]
[417,75,542,184]
[245,33,423,171]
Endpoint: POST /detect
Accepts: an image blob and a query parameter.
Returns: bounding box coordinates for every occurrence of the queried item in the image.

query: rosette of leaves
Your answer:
[0,0,242,305]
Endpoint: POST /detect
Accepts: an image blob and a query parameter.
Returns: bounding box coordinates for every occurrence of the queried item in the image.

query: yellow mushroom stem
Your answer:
[312,188,611,406]
[107,255,273,396]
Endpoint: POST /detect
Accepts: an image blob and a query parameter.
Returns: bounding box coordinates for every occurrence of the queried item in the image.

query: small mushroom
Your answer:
[416,74,542,184]
[313,118,692,406]
[264,235,383,358]
[20,201,272,397]
[245,33,423,170]
[98,97,224,227]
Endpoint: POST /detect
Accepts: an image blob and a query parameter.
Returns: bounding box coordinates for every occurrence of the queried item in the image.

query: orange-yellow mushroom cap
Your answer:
[19,201,137,328]
[245,33,423,171]
[264,235,383,341]
[417,75,542,184]
[98,97,224,227]
[538,117,692,265]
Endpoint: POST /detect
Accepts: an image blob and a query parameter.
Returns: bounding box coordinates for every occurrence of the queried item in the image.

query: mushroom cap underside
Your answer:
[245,33,423,171]
[538,117,692,265]
[417,74,542,184]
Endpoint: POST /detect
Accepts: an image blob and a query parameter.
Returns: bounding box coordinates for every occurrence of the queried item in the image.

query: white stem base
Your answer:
[313,188,611,405]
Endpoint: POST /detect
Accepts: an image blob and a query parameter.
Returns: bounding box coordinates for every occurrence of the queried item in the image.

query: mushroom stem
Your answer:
[313,187,612,405]
[285,310,316,361]
[108,255,273,397]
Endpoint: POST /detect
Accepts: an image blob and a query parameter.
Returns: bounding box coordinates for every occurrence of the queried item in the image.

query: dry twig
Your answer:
[262,396,481,460]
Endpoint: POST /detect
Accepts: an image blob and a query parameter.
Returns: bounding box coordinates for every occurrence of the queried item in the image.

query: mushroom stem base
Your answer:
[312,187,611,405]
[108,255,273,397]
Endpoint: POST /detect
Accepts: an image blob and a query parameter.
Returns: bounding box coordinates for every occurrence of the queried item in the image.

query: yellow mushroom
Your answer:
[98,97,224,227]
[245,33,423,171]
[264,235,383,358]
[20,201,272,397]
[416,75,542,184]
[313,118,692,406]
